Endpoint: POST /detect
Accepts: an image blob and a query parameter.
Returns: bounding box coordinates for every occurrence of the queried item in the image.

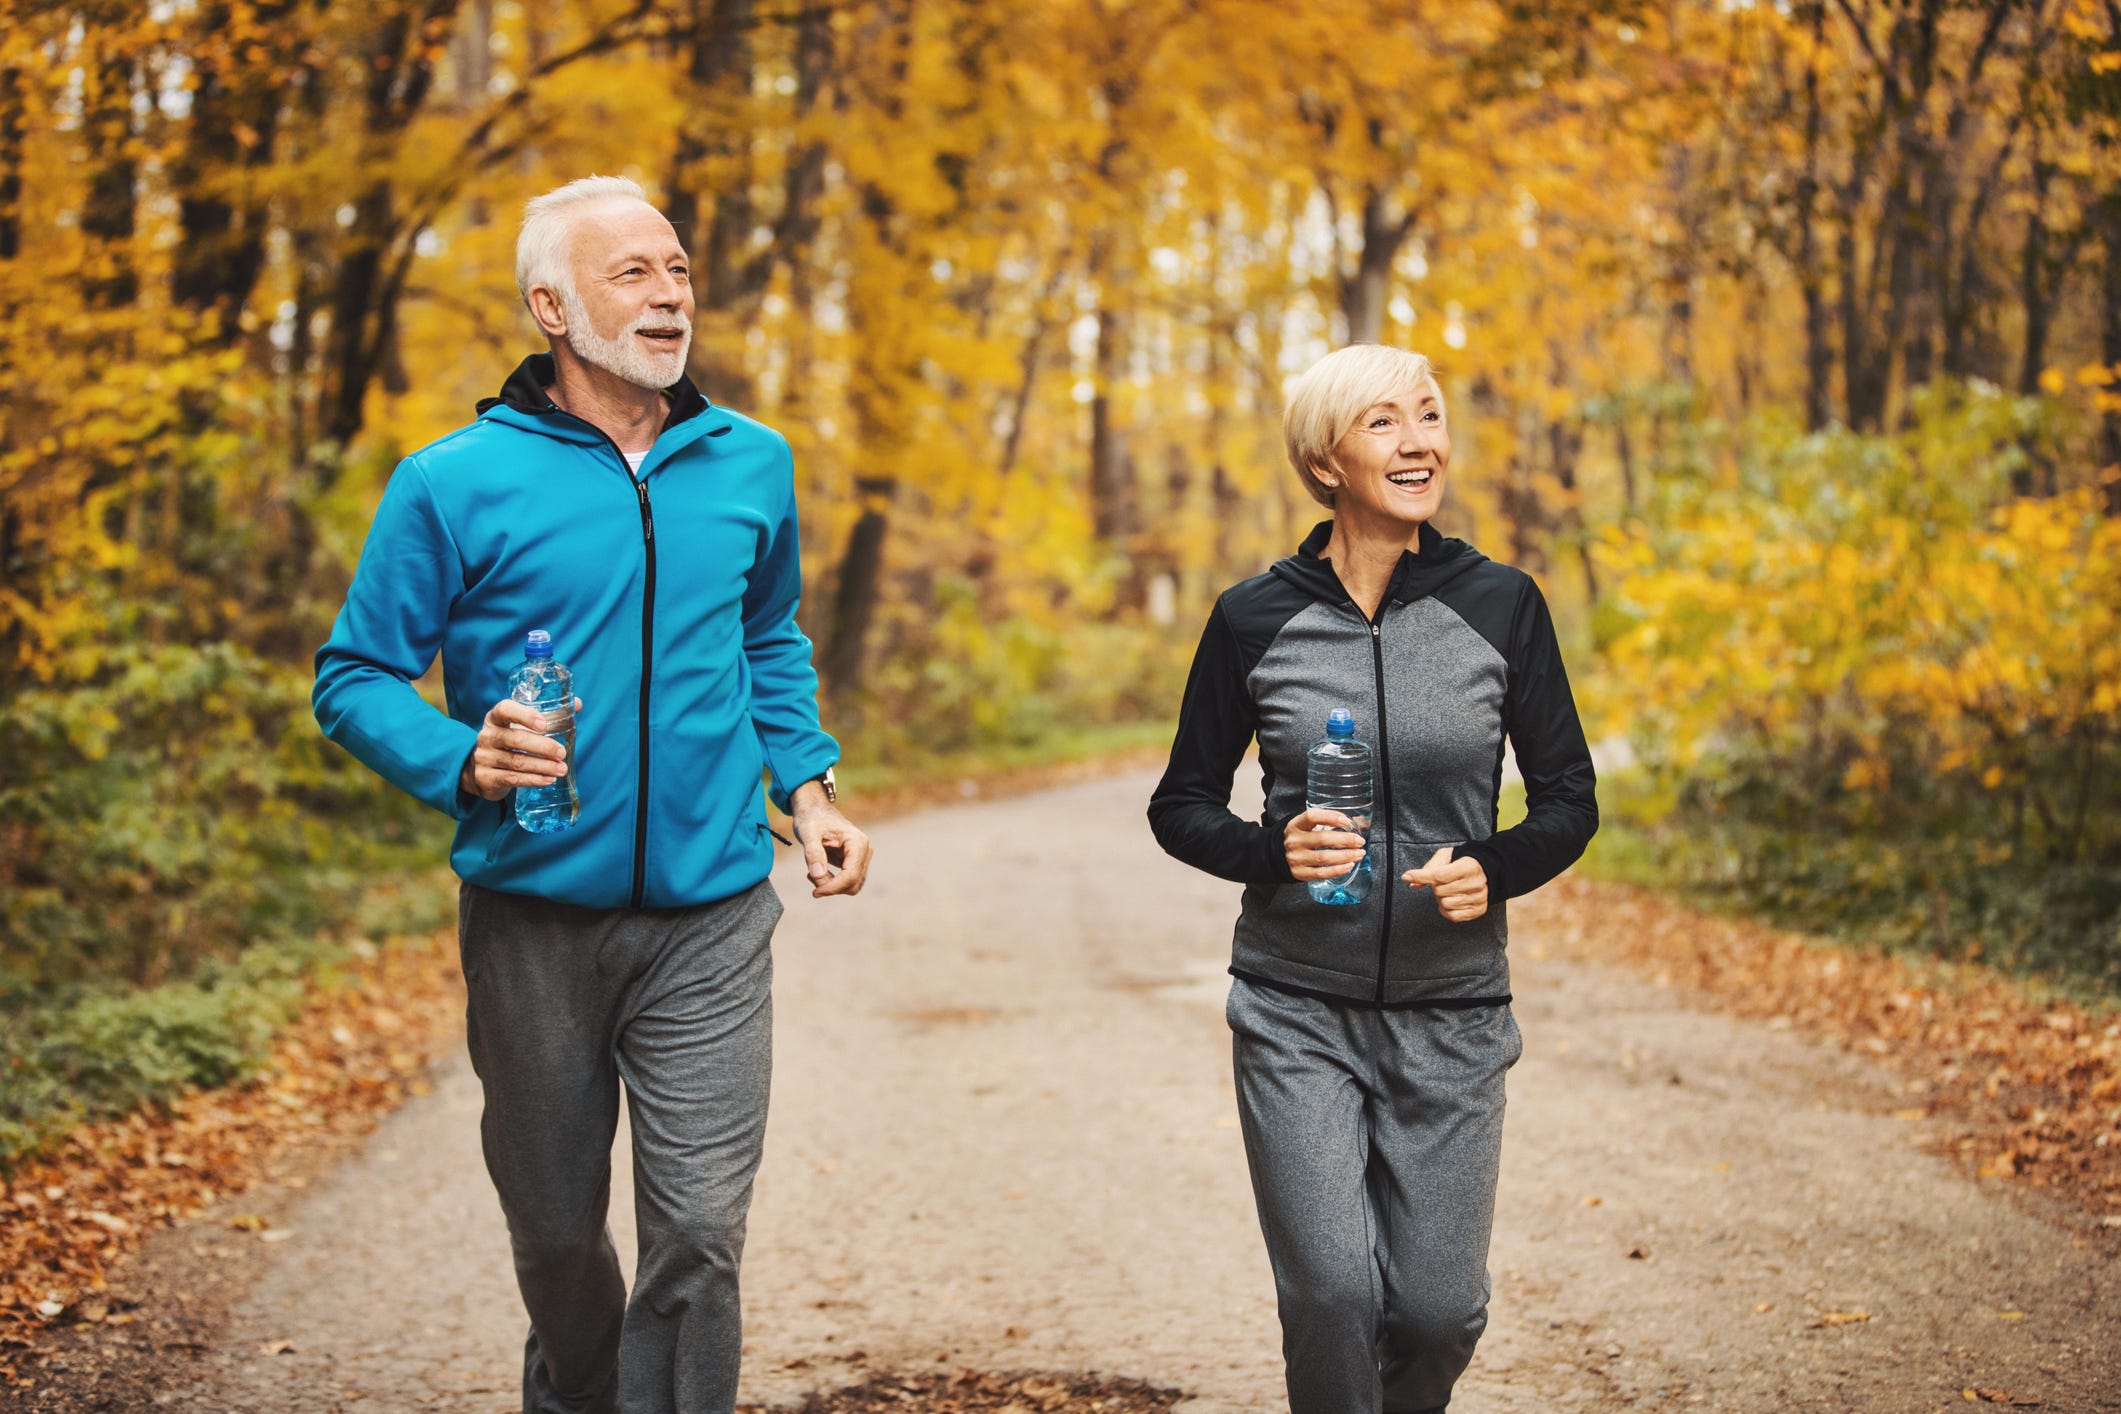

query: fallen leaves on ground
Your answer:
[738,1369,1184,1413]
[1522,877,2121,1220]
[0,929,464,1355]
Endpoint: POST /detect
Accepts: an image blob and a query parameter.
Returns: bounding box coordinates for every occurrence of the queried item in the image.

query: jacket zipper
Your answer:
[630,476,656,908]
[1366,612,1395,1004]
[534,403,658,908]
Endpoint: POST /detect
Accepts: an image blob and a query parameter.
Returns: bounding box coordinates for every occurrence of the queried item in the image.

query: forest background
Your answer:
[2,0,2119,1167]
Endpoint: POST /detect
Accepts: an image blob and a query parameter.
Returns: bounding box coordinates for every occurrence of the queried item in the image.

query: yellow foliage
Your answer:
[1590,394,2121,822]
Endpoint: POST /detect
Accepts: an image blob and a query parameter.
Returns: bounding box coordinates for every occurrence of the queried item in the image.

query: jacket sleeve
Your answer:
[1454,578,1598,900]
[311,457,482,820]
[1147,599,1296,886]
[742,462,837,814]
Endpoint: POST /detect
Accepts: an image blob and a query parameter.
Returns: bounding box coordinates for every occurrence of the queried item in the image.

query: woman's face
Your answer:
[1325,380,1451,534]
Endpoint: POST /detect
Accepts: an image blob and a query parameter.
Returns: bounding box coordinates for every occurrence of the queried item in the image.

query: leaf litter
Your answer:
[738,1369,1183,1412]
[0,928,465,1369]
[1521,877,2121,1222]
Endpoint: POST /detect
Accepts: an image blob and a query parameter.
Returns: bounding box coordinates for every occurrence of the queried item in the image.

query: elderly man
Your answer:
[314,174,870,1414]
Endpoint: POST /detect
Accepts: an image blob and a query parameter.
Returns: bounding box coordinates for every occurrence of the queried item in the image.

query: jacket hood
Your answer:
[1270,519,1489,608]
[472,352,716,447]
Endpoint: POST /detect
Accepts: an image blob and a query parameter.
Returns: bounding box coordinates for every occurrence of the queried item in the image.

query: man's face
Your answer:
[554,199,695,391]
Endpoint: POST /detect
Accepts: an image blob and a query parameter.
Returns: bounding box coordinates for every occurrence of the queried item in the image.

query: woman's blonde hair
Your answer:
[1281,344,1441,507]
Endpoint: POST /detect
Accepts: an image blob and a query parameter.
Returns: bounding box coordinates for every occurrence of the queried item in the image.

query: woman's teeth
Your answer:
[1388,470,1433,487]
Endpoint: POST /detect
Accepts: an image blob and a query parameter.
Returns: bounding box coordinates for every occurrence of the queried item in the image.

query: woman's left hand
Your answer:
[1403,847,1489,922]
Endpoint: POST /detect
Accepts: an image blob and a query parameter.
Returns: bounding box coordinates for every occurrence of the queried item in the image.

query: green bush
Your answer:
[1,640,446,995]
[1585,385,2121,993]
[0,939,323,1167]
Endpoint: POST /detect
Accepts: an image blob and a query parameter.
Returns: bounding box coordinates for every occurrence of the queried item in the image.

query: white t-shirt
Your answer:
[623,449,649,474]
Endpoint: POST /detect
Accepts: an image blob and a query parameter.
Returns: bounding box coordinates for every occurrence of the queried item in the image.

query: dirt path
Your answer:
[31,771,2121,1412]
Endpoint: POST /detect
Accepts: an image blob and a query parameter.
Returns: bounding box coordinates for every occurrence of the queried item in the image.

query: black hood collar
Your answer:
[1271,518,1487,607]
[475,351,712,425]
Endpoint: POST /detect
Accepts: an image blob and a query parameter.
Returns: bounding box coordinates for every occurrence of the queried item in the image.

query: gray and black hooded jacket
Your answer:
[1148,520,1598,1008]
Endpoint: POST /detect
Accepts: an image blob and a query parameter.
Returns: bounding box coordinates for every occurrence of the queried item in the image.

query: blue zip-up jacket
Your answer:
[313,353,838,910]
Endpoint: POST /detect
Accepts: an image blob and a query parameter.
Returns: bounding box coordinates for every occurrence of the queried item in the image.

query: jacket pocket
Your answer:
[1387,839,1499,980]
[483,803,513,865]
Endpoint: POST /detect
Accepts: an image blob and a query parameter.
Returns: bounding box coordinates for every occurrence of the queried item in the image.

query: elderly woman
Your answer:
[1148,343,1598,1413]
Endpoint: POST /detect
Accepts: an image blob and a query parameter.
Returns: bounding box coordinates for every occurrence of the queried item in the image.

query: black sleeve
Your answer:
[1454,579,1598,900]
[1147,598,1296,885]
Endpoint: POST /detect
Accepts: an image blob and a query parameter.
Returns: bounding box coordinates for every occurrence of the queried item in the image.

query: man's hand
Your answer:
[1403,846,1489,922]
[1283,807,1368,881]
[458,697,580,802]
[788,779,871,898]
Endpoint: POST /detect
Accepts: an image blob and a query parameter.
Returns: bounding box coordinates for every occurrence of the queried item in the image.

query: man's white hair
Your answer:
[515,174,652,307]
[1282,344,1442,508]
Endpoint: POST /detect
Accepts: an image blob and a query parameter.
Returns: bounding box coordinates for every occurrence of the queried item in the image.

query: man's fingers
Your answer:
[808,832,867,896]
[480,743,565,777]
[493,729,566,763]
[799,827,831,878]
[485,699,548,730]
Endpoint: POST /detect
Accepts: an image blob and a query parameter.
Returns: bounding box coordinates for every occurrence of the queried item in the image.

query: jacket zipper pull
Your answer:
[635,481,654,542]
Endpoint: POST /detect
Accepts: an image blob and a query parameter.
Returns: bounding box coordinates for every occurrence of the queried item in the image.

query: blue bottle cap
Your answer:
[1326,708,1355,736]
[524,629,554,659]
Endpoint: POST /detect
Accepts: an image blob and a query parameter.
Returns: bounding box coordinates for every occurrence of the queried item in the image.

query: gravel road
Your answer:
[50,771,2121,1411]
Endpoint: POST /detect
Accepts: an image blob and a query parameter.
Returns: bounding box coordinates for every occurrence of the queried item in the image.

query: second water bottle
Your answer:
[1306,707,1374,905]
[509,629,581,834]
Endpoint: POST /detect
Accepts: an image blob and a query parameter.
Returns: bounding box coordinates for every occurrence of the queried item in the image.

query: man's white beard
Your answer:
[561,287,693,391]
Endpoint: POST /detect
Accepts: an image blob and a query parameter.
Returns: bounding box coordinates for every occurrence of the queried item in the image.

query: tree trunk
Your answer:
[1090,291,1134,549]
[822,480,894,700]
[2101,194,2121,516]
[2019,156,2056,396]
[1798,1,1832,430]
[171,2,286,341]
[1837,181,1879,429]
[453,0,493,103]
[1340,187,1413,346]
[1614,417,1638,509]
[0,63,21,262]
[320,182,397,446]
[1087,227,1137,604]
[80,37,137,309]
[666,0,758,406]
[1662,146,1696,390]
[312,0,460,447]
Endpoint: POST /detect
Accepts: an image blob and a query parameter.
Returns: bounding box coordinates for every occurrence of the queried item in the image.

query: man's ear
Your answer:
[527,286,569,339]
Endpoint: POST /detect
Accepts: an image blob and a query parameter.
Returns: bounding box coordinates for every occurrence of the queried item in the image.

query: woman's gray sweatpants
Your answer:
[458,879,783,1414]
[1228,978,1523,1414]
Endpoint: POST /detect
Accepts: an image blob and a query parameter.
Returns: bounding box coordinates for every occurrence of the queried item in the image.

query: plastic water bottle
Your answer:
[1306,708,1374,905]
[508,629,580,834]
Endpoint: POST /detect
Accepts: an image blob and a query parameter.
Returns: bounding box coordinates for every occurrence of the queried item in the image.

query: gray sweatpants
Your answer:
[1228,978,1523,1414]
[458,879,783,1414]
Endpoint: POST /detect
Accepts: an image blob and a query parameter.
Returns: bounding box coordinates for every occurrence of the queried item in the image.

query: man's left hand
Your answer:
[788,781,872,898]
[1402,846,1489,922]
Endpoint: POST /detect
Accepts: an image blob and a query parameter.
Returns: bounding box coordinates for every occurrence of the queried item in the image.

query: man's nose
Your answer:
[649,270,684,307]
